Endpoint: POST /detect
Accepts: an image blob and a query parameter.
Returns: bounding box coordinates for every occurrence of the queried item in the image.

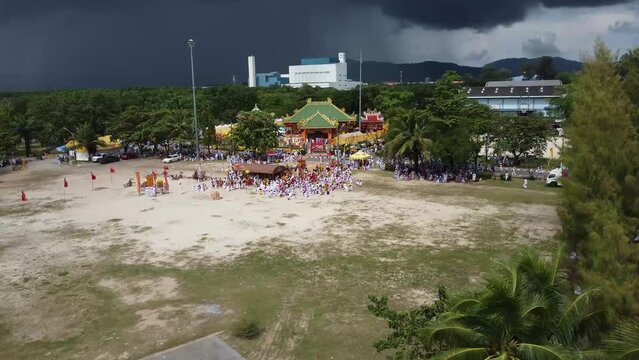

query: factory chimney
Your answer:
[248,55,256,88]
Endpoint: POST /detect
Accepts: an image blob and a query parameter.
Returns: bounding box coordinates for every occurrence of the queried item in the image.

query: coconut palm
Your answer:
[385,109,433,171]
[604,322,639,359]
[8,114,42,157]
[422,247,604,360]
[74,122,105,155]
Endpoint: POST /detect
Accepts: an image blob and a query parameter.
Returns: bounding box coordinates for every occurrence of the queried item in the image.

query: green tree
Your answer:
[560,40,639,317]
[385,109,433,170]
[536,56,557,80]
[368,287,449,359]
[423,248,602,359]
[229,110,278,155]
[370,247,606,359]
[617,48,639,126]
[521,63,537,80]
[493,115,554,165]
[426,71,491,169]
[374,90,416,116]
[208,85,258,123]
[479,67,512,84]
[73,122,105,155]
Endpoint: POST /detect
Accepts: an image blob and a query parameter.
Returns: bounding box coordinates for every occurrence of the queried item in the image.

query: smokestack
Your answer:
[338,52,346,64]
[248,55,256,88]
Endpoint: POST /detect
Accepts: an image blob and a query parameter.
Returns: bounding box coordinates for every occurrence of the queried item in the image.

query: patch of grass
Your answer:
[232,318,263,340]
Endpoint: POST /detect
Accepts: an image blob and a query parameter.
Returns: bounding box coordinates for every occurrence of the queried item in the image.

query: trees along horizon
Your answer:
[229,110,278,155]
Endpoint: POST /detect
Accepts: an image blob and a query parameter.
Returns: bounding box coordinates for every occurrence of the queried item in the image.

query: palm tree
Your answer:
[9,114,42,157]
[604,322,639,359]
[385,109,433,171]
[422,247,604,359]
[74,122,105,155]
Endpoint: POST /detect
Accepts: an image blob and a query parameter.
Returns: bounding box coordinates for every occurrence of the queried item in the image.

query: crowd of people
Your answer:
[392,160,484,183]
[207,161,359,198]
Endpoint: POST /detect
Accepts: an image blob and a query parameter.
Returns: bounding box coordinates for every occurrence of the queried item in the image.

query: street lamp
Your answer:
[186,38,200,162]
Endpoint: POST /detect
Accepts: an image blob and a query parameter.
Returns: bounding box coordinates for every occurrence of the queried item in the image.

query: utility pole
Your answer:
[186,39,200,162]
[400,70,403,84]
[358,49,363,132]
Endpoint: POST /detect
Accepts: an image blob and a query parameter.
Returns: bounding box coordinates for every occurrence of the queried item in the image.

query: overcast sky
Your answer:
[1,0,638,90]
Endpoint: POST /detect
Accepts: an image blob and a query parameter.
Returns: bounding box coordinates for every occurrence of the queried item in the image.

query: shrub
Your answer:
[478,172,493,180]
[232,318,263,340]
[500,173,512,181]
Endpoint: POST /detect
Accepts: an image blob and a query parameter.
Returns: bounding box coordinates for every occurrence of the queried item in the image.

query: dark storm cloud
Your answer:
[609,20,639,32]
[340,0,634,29]
[1,0,634,29]
[522,34,562,57]
[0,0,636,90]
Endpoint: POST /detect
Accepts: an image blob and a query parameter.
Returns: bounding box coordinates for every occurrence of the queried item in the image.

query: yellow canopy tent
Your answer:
[349,150,371,161]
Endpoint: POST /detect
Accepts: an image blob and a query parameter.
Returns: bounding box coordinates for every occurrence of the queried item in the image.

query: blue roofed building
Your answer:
[256,72,288,87]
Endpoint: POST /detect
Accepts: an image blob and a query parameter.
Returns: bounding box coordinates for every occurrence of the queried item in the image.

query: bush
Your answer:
[477,172,493,180]
[527,174,536,181]
[232,318,263,340]
[500,173,512,181]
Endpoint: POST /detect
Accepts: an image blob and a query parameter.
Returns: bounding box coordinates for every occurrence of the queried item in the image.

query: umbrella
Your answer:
[349,150,371,161]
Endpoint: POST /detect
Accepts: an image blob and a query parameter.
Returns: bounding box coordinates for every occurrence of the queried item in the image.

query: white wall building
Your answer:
[286,52,360,90]
[466,80,562,117]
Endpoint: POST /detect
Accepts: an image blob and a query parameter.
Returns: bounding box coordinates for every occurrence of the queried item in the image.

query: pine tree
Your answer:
[560,40,639,316]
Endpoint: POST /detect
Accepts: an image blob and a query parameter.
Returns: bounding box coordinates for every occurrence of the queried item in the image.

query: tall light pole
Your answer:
[186,39,200,162]
[358,49,363,132]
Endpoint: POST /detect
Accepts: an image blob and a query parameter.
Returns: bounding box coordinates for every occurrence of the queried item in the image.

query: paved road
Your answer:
[141,334,244,360]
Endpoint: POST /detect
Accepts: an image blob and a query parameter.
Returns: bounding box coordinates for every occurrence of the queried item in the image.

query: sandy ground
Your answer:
[0,157,561,358]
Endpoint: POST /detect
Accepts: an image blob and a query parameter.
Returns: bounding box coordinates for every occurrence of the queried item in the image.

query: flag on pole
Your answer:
[91,172,96,180]
[21,191,27,202]
[109,166,115,174]
[64,178,68,188]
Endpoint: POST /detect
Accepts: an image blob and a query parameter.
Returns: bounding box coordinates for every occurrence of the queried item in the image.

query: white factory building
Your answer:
[465,80,563,117]
[247,52,360,90]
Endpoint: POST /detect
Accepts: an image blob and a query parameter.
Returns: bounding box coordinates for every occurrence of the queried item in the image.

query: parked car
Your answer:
[120,152,139,160]
[162,154,181,163]
[91,153,108,163]
[99,155,120,164]
[546,167,568,187]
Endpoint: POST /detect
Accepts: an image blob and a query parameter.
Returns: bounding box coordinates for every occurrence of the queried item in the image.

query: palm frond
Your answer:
[517,343,573,360]
[603,322,639,359]
[555,289,601,345]
[425,323,485,347]
[429,347,487,360]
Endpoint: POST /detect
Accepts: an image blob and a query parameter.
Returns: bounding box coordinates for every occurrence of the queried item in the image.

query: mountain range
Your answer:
[346,56,582,83]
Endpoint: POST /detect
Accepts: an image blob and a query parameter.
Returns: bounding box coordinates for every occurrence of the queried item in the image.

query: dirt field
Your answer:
[0,157,561,359]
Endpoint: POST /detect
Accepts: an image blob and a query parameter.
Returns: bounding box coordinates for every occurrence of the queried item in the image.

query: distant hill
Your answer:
[346,56,582,83]
[348,60,482,83]
[485,57,582,75]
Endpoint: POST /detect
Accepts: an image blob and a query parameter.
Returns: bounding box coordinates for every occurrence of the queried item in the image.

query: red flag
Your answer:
[109,166,115,174]
[64,178,68,188]
[21,191,27,202]
[91,172,96,181]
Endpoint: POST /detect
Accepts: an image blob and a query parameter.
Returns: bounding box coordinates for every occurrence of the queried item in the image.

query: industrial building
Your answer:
[287,52,360,90]
[247,52,360,90]
[465,80,562,116]
[256,72,288,87]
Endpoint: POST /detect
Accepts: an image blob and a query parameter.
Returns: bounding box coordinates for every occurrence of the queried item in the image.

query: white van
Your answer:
[546,167,567,187]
